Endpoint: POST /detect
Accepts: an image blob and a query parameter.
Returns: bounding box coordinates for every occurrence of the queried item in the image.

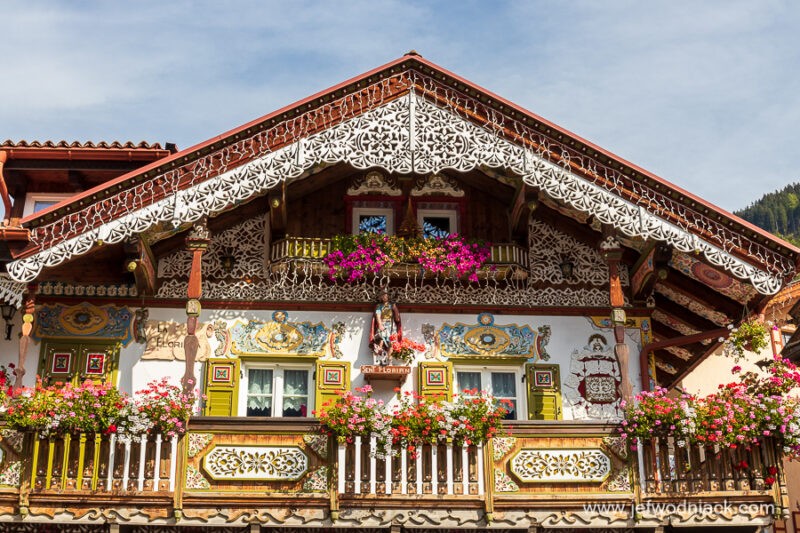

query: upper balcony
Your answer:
[269,236,530,281]
[0,419,784,529]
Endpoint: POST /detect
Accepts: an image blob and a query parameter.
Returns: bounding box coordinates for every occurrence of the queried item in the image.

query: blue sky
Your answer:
[2,1,799,212]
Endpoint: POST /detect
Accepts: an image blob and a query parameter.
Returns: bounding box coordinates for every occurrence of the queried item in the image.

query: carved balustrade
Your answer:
[639,435,787,497]
[269,236,529,279]
[0,419,786,527]
[336,436,485,497]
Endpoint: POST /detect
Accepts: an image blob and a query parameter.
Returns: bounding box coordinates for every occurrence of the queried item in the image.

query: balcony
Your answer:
[269,236,530,281]
[0,419,785,529]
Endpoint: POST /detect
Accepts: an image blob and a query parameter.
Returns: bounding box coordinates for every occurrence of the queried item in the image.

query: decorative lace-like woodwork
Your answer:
[9,71,791,298]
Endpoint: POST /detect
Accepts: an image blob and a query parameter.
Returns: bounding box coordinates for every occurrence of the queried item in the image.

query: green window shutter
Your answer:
[204,358,240,416]
[418,361,453,403]
[526,363,562,420]
[315,361,351,415]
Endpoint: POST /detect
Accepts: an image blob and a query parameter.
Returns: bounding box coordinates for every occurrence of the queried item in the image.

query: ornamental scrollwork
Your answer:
[302,466,329,492]
[494,470,519,492]
[202,445,308,481]
[187,432,214,458]
[0,461,21,487]
[184,464,210,490]
[7,84,789,298]
[493,436,517,461]
[510,449,611,483]
[303,434,329,458]
[156,273,612,307]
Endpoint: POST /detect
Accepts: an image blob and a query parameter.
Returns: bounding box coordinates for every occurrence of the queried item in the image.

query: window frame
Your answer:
[453,364,525,421]
[351,206,395,236]
[23,193,73,217]
[238,361,314,418]
[417,208,458,238]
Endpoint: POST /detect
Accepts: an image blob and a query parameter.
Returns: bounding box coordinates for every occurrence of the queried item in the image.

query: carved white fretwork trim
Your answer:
[202,445,308,481]
[6,93,785,295]
[0,275,26,307]
[510,448,611,483]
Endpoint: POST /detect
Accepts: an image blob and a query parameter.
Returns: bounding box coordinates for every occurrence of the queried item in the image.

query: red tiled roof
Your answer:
[1,140,165,150]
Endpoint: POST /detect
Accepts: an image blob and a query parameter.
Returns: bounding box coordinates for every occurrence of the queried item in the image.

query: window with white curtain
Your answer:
[454,366,522,420]
[239,363,313,417]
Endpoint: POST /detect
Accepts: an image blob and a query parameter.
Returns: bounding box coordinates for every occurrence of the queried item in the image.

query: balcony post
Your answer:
[483,439,494,522]
[330,435,340,521]
[172,432,188,519]
[384,442,392,495]
[431,443,438,495]
[106,433,117,490]
[137,435,148,491]
[354,436,362,494]
[153,434,162,491]
[18,433,37,516]
[76,433,87,490]
[91,433,102,491]
[461,443,469,495]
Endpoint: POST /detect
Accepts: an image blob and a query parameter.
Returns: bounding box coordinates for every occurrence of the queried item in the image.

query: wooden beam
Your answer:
[182,219,211,391]
[124,236,158,296]
[655,294,719,333]
[659,271,742,318]
[630,244,671,301]
[508,183,537,238]
[14,291,36,390]
[269,184,287,234]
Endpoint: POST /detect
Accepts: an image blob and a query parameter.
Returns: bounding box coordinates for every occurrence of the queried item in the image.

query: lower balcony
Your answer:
[0,419,785,530]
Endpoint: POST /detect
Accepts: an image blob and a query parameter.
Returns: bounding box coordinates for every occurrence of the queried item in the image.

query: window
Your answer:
[352,207,394,235]
[239,363,313,417]
[455,366,521,420]
[23,193,72,217]
[417,209,458,239]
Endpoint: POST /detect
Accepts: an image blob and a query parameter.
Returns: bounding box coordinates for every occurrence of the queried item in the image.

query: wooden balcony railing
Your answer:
[336,436,484,497]
[269,236,530,275]
[640,436,784,495]
[29,433,178,492]
[0,420,785,528]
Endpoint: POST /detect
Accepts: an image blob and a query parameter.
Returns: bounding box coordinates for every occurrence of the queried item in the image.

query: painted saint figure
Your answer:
[370,289,402,365]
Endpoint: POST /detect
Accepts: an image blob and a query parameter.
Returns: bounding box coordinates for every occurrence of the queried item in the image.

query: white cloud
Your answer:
[1,0,799,211]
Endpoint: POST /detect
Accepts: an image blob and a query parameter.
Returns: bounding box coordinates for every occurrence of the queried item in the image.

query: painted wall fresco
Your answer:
[3,302,645,423]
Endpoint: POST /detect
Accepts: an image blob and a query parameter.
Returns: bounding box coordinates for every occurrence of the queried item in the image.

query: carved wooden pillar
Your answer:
[601,236,633,402]
[14,292,35,390]
[182,219,211,392]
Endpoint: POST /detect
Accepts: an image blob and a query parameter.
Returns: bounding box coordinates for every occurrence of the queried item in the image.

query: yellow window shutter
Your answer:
[418,361,453,403]
[315,361,351,416]
[526,363,562,420]
[40,342,78,386]
[203,358,240,416]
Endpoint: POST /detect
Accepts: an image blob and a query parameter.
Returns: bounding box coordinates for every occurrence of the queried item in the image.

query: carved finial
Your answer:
[397,198,422,239]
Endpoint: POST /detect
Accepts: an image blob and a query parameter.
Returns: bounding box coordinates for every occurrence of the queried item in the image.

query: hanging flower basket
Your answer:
[721,320,769,361]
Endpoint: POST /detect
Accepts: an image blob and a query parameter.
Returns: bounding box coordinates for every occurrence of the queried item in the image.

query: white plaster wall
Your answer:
[10,306,645,422]
[0,313,23,385]
[678,344,772,397]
